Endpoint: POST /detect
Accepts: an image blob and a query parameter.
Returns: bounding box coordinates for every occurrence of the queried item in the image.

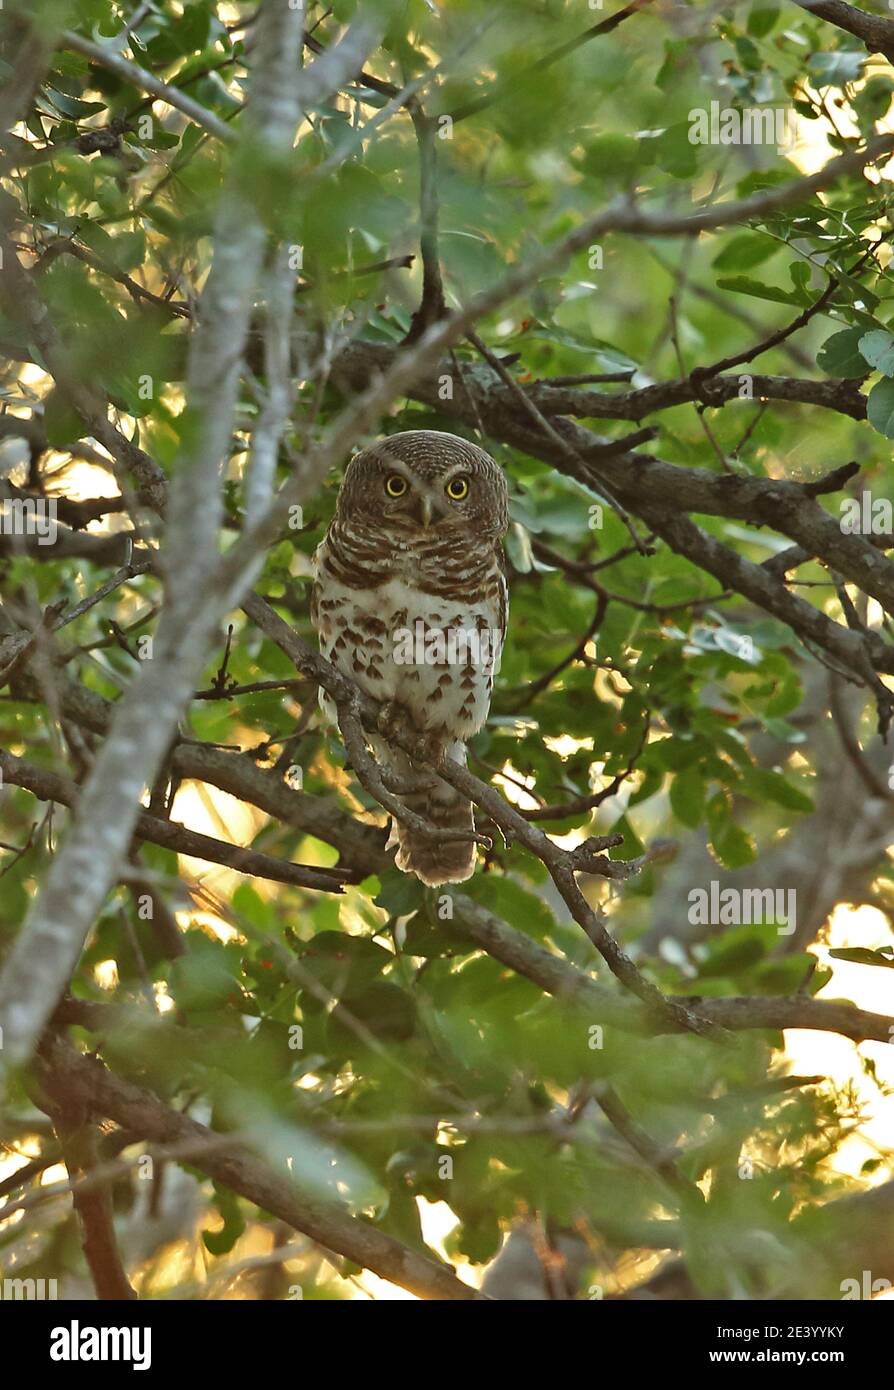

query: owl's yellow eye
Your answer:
[446,476,470,500]
[385,474,408,497]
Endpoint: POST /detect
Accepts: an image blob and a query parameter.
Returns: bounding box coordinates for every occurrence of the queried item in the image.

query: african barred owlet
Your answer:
[311,430,509,886]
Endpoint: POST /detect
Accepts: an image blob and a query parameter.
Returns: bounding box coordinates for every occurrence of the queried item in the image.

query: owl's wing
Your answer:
[496,544,510,645]
[309,542,323,634]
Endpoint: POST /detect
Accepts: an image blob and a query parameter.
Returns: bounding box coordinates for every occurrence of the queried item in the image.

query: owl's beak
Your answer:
[419,495,434,528]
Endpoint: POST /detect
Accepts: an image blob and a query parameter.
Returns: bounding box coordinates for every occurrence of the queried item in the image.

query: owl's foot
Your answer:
[411,729,446,768]
[376,698,408,744]
[377,764,420,796]
[375,700,444,774]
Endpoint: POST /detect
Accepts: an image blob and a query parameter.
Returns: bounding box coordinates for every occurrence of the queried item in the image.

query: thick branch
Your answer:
[0,0,309,1076]
[35,1034,484,1302]
[0,752,356,893]
[43,1110,137,1301]
[792,0,894,63]
[448,894,894,1045]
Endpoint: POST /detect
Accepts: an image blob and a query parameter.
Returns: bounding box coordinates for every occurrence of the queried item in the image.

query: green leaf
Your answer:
[202,1183,246,1256]
[43,390,83,447]
[449,1213,503,1265]
[401,911,471,958]
[828,947,894,969]
[763,717,808,744]
[462,876,557,941]
[697,925,772,978]
[578,133,640,182]
[715,276,802,306]
[609,814,645,859]
[756,953,822,995]
[653,121,699,179]
[299,931,391,997]
[330,983,417,1046]
[816,327,869,378]
[740,767,814,814]
[46,90,107,118]
[866,377,894,438]
[374,870,425,917]
[859,329,894,376]
[747,5,779,38]
[176,0,213,52]
[170,936,241,1011]
[789,261,811,294]
[807,51,865,88]
[854,75,894,124]
[712,235,779,272]
[706,792,757,869]
[670,766,705,828]
[112,230,146,273]
[505,521,535,573]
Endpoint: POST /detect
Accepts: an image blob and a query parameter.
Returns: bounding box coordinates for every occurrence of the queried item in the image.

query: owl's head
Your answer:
[336,430,509,539]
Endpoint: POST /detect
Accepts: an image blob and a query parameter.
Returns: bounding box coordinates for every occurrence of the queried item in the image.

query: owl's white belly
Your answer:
[315,571,504,740]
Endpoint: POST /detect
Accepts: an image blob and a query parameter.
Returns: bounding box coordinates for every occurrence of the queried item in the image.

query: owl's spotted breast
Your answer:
[313,522,506,740]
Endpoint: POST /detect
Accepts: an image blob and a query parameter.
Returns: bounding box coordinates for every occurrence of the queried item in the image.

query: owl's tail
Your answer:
[381,741,477,887]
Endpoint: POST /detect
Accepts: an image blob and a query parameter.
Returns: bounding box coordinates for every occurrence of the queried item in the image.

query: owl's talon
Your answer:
[378,767,417,795]
[376,699,405,741]
[376,701,442,770]
[376,699,396,733]
[412,731,445,767]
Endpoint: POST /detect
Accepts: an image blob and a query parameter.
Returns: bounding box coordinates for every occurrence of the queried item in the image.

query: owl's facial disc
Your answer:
[339,433,507,539]
[380,465,466,531]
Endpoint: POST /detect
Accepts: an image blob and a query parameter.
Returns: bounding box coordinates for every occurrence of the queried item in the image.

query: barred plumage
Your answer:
[311,430,509,886]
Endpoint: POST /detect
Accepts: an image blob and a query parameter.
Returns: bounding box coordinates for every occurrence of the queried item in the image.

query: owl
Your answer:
[311,430,509,886]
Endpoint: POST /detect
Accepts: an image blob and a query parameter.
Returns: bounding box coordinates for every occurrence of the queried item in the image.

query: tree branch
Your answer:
[60,30,238,144]
[0,0,310,1076]
[35,1034,485,1302]
[792,0,894,64]
[0,751,357,893]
